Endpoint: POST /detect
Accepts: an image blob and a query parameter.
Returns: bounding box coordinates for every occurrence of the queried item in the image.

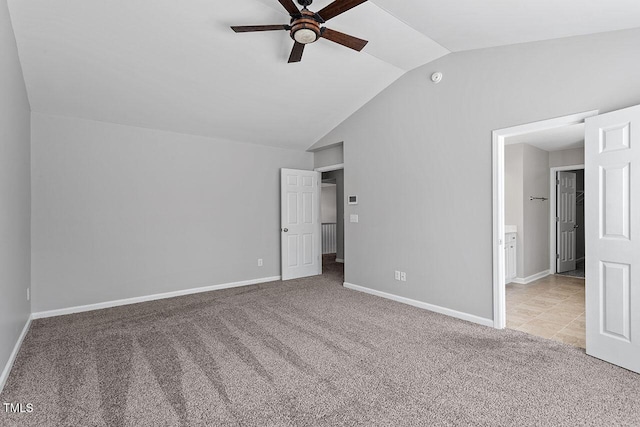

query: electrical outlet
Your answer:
[394,270,401,281]
[258,258,263,267]
[400,272,407,282]
[27,288,30,301]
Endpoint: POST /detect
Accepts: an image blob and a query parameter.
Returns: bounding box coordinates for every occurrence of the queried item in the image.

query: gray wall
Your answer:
[31,113,313,312]
[505,143,551,278]
[321,184,337,223]
[549,147,584,168]
[0,0,31,385]
[313,144,343,169]
[522,144,550,278]
[504,144,524,276]
[314,28,640,320]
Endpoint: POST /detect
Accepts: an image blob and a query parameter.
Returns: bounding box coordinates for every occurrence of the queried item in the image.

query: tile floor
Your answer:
[506,274,585,348]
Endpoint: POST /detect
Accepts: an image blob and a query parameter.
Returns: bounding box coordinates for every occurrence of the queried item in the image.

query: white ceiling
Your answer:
[505,123,585,152]
[372,0,640,51]
[7,0,640,150]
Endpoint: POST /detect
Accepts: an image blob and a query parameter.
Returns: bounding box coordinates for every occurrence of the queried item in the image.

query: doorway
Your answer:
[550,166,585,279]
[500,118,589,348]
[316,163,344,280]
[494,105,640,373]
[492,110,598,331]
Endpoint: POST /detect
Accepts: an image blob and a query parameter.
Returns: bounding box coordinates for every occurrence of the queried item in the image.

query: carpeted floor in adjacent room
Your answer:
[1,256,639,426]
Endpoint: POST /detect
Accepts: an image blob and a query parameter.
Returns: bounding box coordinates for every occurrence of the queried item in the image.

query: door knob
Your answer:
[283,228,288,232]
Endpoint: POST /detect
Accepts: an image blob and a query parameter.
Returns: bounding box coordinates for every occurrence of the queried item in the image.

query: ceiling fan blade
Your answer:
[316,0,368,21]
[278,0,300,15]
[231,25,288,33]
[321,28,368,51]
[288,42,305,63]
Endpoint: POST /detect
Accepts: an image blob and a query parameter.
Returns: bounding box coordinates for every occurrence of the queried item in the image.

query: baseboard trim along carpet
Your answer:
[512,270,551,285]
[0,317,32,394]
[343,282,493,327]
[31,275,281,320]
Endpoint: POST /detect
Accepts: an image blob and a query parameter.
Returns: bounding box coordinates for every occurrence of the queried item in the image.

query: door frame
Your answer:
[315,163,344,173]
[314,163,345,267]
[549,165,584,274]
[492,110,598,329]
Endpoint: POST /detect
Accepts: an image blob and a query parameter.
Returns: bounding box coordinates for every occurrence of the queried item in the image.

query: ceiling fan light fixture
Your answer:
[230,0,370,63]
[293,28,318,44]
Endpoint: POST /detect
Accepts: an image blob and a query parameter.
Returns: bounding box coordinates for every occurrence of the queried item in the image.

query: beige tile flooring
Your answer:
[506,274,585,348]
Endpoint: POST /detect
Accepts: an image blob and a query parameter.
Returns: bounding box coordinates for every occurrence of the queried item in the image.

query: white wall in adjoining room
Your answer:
[505,144,524,277]
[522,144,551,278]
[0,0,31,388]
[549,147,584,168]
[506,142,587,280]
[321,184,337,224]
[313,27,640,322]
[314,144,344,169]
[505,143,550,279]
[323,170,344,261]
[31,113,313,313]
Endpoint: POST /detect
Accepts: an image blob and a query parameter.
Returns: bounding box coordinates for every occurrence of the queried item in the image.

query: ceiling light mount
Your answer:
[290,10,321,44]
[431,72,443,84]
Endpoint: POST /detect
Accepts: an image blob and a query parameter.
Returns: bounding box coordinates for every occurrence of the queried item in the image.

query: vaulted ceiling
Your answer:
[7,0,640,150]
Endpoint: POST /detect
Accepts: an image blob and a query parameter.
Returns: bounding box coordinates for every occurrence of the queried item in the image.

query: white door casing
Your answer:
[492,110,599,329]
[585,104,640,373]
[281,168,321,281]
[557,171,577,273]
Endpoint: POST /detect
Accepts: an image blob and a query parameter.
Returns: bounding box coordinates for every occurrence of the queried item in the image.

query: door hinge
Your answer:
[556,254,560,259]
[555,217,559,222]
[556,179,560,185]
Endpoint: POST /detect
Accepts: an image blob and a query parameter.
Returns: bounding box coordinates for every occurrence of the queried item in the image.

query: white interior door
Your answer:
[281,168,321,281]
[557,171,577,273]
[585,104,640,373]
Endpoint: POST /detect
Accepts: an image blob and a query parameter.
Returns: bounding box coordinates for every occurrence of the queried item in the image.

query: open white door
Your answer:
[585,104,640,373]
[556,171,577,273]
[281,168,321,281]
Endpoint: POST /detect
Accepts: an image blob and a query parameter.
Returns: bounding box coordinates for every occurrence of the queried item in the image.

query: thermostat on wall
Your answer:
[348,195,358,205]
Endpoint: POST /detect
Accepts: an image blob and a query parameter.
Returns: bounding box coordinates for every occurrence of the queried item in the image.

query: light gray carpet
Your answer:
[2,257,639,426]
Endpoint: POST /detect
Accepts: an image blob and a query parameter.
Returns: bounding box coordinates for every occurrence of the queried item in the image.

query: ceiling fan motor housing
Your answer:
[290,10,321,44]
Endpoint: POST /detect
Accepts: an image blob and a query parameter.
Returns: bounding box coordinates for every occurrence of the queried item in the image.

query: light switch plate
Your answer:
[350,214,359,223]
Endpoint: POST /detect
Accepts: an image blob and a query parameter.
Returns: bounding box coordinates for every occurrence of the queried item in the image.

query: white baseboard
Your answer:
[31,276,281,320]
[343,282,493,327]
[335,258,344,263]
[512,270,550,285]
[0,316,32,394]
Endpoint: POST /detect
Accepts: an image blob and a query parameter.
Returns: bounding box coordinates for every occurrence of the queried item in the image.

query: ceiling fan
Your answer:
[231,0,369,63]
